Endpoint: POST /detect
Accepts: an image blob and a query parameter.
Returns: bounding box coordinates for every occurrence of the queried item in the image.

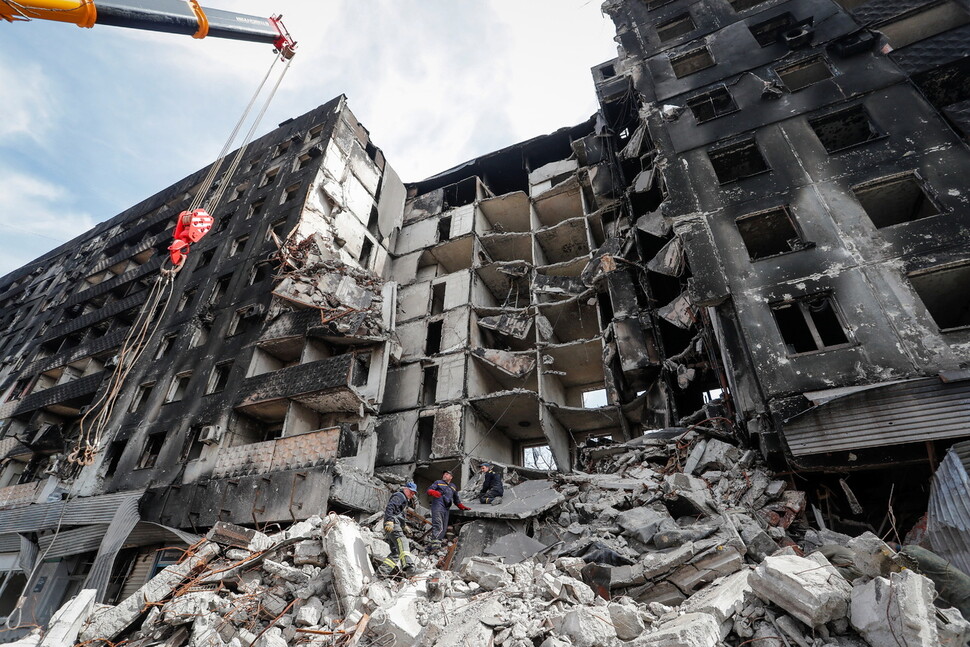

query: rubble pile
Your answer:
[272,233,386,337]
[16,428,970,647]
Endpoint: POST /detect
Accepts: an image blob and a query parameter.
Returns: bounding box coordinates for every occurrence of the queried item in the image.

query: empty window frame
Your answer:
[182,426,205,461]
[155,333,177,359]
[129,381,155,413]
[260,167,279,188]
[249,199,265,219]
[438,216,452,242]
[771,294,851,354]
[908,264,970,331]
[207,362,232,394]
[282,184,301,204]
[246,157,261,173]
[430,282,446,315]
[136,432,165,469]
[176,288,196,312]
[211,274,232,303]
[358,237,374,269]
[852,173,940,228]
[670,47,715,78]
[249,262,272,285]
[267,218,288,241]
[708,137,769,183]
[296,153,313,171]
[273,141,290,159]
[581,388,609,408]
[730,0,771,13]
[307,124,324,141]
[194,248,215,271]
[876,1,970,49]
[228,308,254,337]
[776,55,833,92]
[230,234,249,256]
[166,372,192,403]
[104,440,127,477]
[426,320,443,355]
[421,366,439,406]
[736,206,807,260]
[749,12,796,47]
[522,443,556,469]
[658,13,695,42]
[687,86,739,123]
[808,105,879,153]
[230,185,247,202]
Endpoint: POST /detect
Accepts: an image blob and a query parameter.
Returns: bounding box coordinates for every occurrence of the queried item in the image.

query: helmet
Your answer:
[480,462,492,469]
[404,481,417,492]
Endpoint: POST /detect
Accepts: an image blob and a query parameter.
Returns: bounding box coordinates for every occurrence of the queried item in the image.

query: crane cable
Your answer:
[66,53,294,467]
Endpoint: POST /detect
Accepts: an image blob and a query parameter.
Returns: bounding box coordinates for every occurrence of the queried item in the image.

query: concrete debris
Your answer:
[751,553,852,627]
[850,570,940,646]
[28,431,963,647]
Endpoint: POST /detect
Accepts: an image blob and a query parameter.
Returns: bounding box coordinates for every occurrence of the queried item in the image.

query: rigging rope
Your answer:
[66,52,294,467]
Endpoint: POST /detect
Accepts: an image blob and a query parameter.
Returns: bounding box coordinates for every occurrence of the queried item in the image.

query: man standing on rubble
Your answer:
[427,470,470,552]
[379,481,417,576]
[478,462,504,504]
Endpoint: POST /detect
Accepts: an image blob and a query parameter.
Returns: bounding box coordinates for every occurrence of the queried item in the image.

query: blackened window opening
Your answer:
[709,138,769,183]
[104,440,126,476]
[853,174,939,228]
[658,14,695,42]
[736,207,806,260]
[137,432,165,469]
[417,416,434,461]
[909,264,970,331]
[730,0,770,13]
[809,105,879,153]
[776,56,833,92]
[772,295,850,354]
[749,13,796,47]
[671,47,715,78]
[422,366,439,406]
[431,283,446,315]
[438,216,452,242]
[359,238,374,269]
[426,320,443,355]
[687,87,739,123]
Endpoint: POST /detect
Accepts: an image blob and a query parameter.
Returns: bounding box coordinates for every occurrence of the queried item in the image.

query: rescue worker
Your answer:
[426,470,470,551]
[379,481,417,576]
[477,462,504,504]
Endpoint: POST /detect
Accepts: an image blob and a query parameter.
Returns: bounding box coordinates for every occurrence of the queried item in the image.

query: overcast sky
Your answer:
[0,1,618,276]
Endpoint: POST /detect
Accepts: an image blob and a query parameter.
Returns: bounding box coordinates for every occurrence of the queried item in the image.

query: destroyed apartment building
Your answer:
[0,0,969,640]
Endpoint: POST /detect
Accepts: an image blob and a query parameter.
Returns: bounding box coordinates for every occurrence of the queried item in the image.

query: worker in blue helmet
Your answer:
[477,462,504,505]
[379,481,417,576]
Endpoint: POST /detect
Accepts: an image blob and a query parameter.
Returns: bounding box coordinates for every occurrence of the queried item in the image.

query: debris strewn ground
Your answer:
[16,427,970,646]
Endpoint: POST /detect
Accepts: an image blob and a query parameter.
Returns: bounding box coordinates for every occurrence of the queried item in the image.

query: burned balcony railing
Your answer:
[235,354,370,415]
[212,426,342,479]
[13,371,104,416]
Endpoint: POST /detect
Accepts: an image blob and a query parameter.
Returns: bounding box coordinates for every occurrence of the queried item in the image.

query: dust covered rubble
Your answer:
[21,429,970,647]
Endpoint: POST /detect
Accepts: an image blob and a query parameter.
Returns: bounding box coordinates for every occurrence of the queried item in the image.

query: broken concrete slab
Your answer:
[322,514,375,614]
[460,557,512,591]
[750,553,852,628]
[460,478,567,520]
[616,504,674,544]
[668,545,744,594]
[608,601,646,641]
[636,611,720,647]
[485,531,547,564]
[682,568,753,623]
[554,606,618,647]
[851,570,940,647]
[38,589,96,647]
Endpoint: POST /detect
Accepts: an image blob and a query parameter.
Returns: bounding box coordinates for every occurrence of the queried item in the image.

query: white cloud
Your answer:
[0,169,96,241]
[0,58,55,143]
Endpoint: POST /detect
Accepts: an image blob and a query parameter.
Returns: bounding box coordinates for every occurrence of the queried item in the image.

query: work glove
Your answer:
[427,489,442,498]
[457,503,471,511]
[383,521,395,533]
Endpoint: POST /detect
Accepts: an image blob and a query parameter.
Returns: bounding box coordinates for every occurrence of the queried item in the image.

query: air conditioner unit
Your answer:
[199,425,223,445]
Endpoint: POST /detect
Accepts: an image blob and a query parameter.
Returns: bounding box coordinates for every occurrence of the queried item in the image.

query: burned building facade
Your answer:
[0,0,969,634]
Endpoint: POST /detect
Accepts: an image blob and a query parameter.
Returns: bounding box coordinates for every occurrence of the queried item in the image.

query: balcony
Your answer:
[212,426,341,479]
